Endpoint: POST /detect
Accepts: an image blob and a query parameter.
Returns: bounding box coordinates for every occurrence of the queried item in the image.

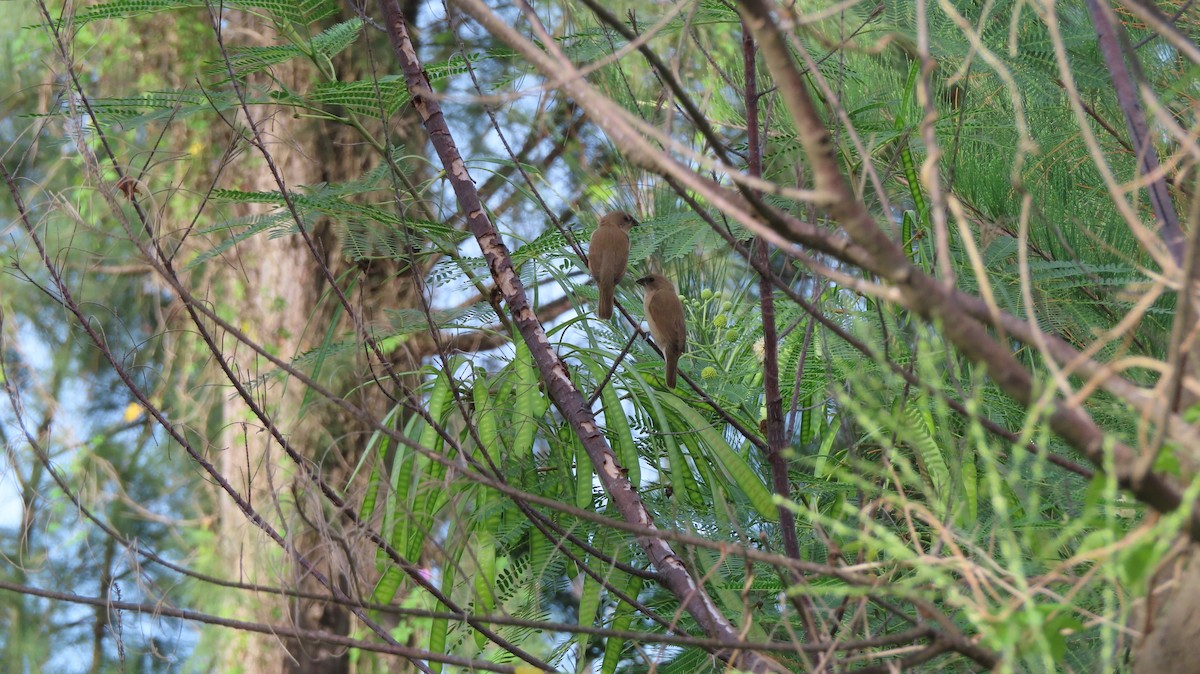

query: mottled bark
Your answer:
[1133,544,1200,674]
[211,6,425,673]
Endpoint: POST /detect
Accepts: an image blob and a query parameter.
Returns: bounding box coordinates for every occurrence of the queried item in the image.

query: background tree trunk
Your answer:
[212,4,426,672]
[1134,544,1200,674]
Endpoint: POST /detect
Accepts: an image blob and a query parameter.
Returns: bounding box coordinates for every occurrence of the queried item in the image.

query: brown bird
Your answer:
[636,273,687,389]
[588,210,638,319]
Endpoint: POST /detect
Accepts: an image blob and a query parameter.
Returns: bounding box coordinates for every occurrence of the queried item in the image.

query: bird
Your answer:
[588,210,638,319]
[636,273,687,389]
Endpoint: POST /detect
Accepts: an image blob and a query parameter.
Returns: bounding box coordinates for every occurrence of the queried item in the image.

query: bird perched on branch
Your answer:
[636,273,686,389]
[588,210,638,319]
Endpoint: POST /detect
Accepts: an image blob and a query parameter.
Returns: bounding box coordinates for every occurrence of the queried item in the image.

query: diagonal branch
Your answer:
[734,0,1196,540]
[1084,0,1184,265]
[1116,0,1200,64]
[374,1,787,671]
[408,294,577,359]
[0,577,514,672]
[742,20,822,645]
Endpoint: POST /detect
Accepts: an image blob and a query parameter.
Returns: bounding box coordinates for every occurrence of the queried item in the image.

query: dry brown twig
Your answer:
[445,0,1198,536]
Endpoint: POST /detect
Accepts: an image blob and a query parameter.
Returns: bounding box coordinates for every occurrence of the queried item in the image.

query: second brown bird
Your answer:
[588,210,638,319]
[636,273,686,389]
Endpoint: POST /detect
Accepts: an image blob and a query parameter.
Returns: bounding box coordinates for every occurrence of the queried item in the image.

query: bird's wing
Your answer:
[588,226,629,280]
[646,289,686,352]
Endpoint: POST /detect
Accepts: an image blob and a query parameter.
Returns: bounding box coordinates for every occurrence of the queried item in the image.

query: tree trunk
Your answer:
[211,5,426,672]
[1133,542,1200,674]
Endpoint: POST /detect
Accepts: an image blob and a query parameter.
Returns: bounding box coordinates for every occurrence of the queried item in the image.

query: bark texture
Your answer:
[1134,544,1200,674]
[209,5,425,672]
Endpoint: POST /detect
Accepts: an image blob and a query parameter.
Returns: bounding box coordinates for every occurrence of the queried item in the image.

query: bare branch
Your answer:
[376,1,788,670]
[0,578,515,672]
[1085,0,1184,264]
[738,0,1196,542]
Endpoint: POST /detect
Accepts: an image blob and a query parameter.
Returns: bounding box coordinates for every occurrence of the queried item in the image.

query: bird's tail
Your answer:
[665,348,679,389]
[598,285,614,319]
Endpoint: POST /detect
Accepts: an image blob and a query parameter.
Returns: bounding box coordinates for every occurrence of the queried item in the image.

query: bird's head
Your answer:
[600,210,639,231]
[635,273,667,290]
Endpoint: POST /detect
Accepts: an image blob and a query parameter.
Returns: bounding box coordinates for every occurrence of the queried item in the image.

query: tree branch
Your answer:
[408,294,577,359]
[0,578,515,673]
[375,1,787,670]
[1085,0,1184,264]
[743,20,822,644]
[735,0,1195,546]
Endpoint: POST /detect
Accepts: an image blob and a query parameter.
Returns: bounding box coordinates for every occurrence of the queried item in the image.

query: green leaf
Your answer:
[428,558,455,673]
[204,19,363,80]
[574,537,607,673]
[310,76,411,116]
[511,338,543,459]
[902,404,950,511]
[601,573,643,674]
[959,446,978,529]
[370,566,403,606]
[472,527,497,651]
[798,390,815,445]
[583,358,640,487]
[407,368,456,561]
[575,436,594,510]
[813,417,842,479]
[659,393,777,521]
[627,369,704,508]
[358,406,402,524]
[1039,605,1084,663]
[67,0,336,26]
[473,374,500,463]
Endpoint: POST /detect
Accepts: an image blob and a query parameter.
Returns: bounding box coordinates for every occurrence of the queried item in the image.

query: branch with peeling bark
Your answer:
[375,1,787,671]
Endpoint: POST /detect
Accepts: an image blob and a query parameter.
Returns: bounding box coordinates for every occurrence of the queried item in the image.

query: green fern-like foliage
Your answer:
[33,89,245,131]
[66,0,337,25]
[203,18,363,80]
[310,75,410,116]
